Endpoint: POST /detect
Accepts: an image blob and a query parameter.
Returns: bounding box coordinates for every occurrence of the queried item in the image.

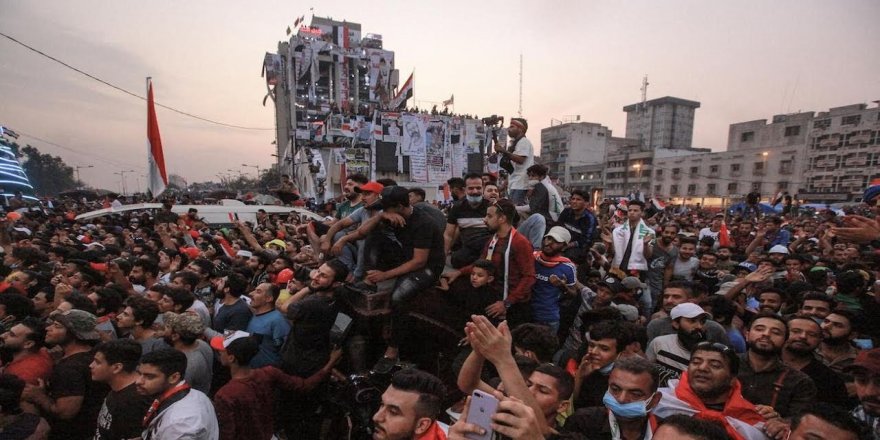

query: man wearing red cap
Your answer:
[494,118,533,205]
[846,348,880,439]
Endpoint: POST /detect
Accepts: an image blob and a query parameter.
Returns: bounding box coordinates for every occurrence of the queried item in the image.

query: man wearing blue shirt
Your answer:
[531,226,577,333]
[246,282,290,368]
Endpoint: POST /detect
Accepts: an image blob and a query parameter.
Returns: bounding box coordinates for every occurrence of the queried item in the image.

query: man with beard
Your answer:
[210,271,252,334]
[136,348,219,440]
[816,309,861,374]
[647,303,709,375]
[738,313,816,420]
[21,310,109,440]
[756,288,786,315]
[278,259,348,439]
[128,258,158,293]
[444,173,492,268]
[323,180,384,279]
[647,282,730,345]
[797,292,835,322]
[530,227,577,333]
[845,349,880,440]
[0,317,53,385]
[716,246,737,272]
[563,357,663,440]
[664,237,698,283]
[336,174,367,220]
[653,342,767,440]
[372,368,447,440]
[781,316,850,407]
[646,223,680,306]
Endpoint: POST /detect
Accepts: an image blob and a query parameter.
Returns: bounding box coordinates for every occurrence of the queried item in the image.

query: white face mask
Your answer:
[527,179,540,188]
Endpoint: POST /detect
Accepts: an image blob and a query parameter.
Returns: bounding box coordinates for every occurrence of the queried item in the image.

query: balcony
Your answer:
[730,170,742,177]
[819,137,841,148]
[815,159,837,168]
[849,133,872,145]
[844,156,868,167]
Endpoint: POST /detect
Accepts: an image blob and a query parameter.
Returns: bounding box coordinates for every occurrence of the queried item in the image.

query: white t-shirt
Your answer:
[507,137,534,190]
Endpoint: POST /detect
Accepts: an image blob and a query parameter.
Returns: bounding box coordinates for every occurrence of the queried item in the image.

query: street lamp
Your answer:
[242,164,260,178]
[74,165,93,187]
[114,169,135,196]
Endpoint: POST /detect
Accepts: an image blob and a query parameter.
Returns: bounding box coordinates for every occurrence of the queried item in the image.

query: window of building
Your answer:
[778,182,788,190]
[670,185,679,195]
[784,126,801,137]
[751,181,762,192]
[813,118,831,130]
[655,169,663,177]
[690,166,699,176]
[741,131,755,142]
[731,164,741,172]
[654,185,662,193]
[728,182,738,194]
[707,183,717,195]
[560,142,567,149]
[779,160,793,174]
[841,115,861,126]
[710,165,719,174]
[687,184,697,195]
[754,162,765,174]
[672,168,681,176]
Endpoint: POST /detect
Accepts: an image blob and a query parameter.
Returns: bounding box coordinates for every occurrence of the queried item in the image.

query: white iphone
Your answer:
[465,390,499,440]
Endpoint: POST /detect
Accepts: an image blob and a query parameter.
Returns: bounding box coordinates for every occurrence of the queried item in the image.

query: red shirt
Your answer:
[4,348,53,385]
[461,228,536,305]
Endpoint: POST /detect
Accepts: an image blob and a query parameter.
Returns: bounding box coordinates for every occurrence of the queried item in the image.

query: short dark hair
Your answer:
[125,296,160,328]
[189,258,214,277]
[569,189,589,201]
[253,251,273,268]
[800,291,835,310]
[491,199,517,225]
[526,164,548,178]
[64,293,98,315]
[264,284,281,301]
[140,348,188,379]
[133,258,159,278]
[790,403,870,440]
[472,259,496,277]
[170,271,199,290]
[96,339,142,373]
[589,320,633,354]
[376,178,397,187]
[692,342,739,375]
[164,287,195,311]
[18,317,45,350]
[224,336,260,365]
[0,374,25,415]
[0,294,34,319]
[347,173,369,185]
[533,363,574,401]
[481,173,497,185]
[447,177,465,190]
[627,200,646,209]
[388,369,446,420]
[511,323,558,363]
[665,281,696,299]
[827,309,862,334]
[407,187,426,201]
[679,236,698,247]
[324,258,350,283]
[93,287,124,316]
[463,172,483,183]
[613,356,660,392]
[748,312,789,340]
[224,272,249,298]
[659,414,732,440]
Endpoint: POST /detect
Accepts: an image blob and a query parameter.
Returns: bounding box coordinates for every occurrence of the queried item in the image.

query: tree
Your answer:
[20,145,79,196]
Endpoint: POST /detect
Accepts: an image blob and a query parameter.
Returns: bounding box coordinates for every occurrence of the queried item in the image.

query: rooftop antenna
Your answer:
[518,54,523,117]
[640,74,649,112]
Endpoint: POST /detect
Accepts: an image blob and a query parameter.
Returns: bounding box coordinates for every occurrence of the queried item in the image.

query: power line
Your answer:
[0,31,274,131]
[13,130,142,170]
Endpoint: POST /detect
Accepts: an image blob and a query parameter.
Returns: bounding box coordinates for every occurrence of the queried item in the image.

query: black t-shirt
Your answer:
[47,351,110,440]
[282,293,337,376]
[446,199,491,245]
[396,205,445,277]
[95,382,153,440]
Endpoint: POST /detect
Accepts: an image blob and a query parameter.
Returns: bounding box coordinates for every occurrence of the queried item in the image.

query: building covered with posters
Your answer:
[265,16,497,202]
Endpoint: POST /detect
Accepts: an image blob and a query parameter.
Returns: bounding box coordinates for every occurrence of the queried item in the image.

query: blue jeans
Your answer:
[517,214,546,249]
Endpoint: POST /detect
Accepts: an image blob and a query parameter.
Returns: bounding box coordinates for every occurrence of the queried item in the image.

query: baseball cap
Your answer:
[355,181,385,194]
[51,309,100,342]
[670,303,709,320]
[769,245,789,255]
[543,226,571,244]
[164,312,205,339]
[265,239,286,250]
[210,330,251,351]
[598,277,623,294]
[380,186,410,210]
[611,303,639,322]
[844,349,880,375]
[621,276,647,291]
[236,250,253,259]
[737,262,757,273]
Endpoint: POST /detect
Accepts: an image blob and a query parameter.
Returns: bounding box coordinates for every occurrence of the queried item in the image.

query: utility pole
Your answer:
[74,165,93,187]
[114,169,134,196]
[518,54,523,118]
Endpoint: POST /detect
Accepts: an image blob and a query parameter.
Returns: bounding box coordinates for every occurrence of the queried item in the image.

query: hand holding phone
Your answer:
[464,390,499,440]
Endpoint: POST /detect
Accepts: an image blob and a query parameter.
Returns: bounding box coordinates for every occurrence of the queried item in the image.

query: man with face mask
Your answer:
[647,303,709,375]
[444,173,492,268]
[563,357,663,440]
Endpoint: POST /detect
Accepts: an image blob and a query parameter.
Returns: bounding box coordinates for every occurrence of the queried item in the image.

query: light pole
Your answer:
[242,164,260,178]
[114,169,135,196]
[74,165,93,187]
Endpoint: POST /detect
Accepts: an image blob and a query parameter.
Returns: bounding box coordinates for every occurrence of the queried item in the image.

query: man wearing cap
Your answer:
[647,303,710,375]
[646,282,731,346]
[494,117,534,205]
[336,173,368,220]
[620,276,651,319]
[211,332,341,440]
[162,312,213,394]
[22,310,109,440]
[444,173,492,268]
[531,226,577,333]
[323,180,384,278]
[847,349,880,440]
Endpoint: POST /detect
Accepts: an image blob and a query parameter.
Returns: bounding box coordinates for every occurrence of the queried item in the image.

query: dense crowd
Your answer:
[0,119,879,440]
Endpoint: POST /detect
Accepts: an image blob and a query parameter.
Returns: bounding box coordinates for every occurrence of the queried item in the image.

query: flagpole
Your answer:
[146,76,152,200]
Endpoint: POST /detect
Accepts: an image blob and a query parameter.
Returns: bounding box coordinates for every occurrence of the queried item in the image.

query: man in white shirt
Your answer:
[494,118,533,205]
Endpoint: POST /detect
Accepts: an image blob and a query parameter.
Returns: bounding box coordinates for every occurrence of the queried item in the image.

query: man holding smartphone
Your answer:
[373,368,447,440]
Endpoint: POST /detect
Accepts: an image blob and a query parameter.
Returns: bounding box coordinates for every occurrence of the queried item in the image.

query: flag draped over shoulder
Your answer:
[147,80,168,197]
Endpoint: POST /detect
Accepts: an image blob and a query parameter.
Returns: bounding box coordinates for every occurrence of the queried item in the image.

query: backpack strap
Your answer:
[769,368,790,409]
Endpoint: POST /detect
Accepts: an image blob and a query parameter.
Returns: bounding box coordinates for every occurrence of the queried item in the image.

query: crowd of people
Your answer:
[0,118,879,440]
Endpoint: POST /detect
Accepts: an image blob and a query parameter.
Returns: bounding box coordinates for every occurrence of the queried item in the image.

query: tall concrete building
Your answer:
[540,122,612,186]
[727,111,813,152]
[623,96,701,149]
[802,102,880,203]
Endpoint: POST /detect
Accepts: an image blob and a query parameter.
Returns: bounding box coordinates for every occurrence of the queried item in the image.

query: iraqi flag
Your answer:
[390,72,413,110]
[147,79,168,197]
[652,198,666,211]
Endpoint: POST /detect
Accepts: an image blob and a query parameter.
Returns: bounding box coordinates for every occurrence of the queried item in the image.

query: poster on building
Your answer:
[263,53,281,86]
[400,114,426,156]
[353,116,373,145]
[426,119,451,183]
[367,49,394,106]
[452,144,468,177]
[464,120,479,154]
[332,148,346,164]
[343,147,371,177]
[382,113,402,143]
[410,154,427,183]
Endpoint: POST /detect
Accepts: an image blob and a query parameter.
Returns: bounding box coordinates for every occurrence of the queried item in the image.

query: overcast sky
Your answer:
[1,0,878,192]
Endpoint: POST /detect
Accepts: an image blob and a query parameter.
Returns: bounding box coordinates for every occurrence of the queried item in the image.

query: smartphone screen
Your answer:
[465,390,499,440]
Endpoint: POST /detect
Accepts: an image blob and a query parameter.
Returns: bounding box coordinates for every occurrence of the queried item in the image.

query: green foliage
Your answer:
[20,145,80,196]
